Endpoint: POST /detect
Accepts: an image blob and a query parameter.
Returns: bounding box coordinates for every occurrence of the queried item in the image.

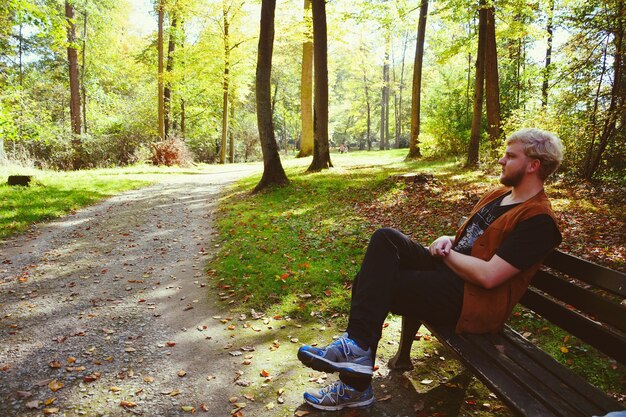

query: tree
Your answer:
[483,4,501,146]
[164,13,177,139]
[157,0,165,140]
[220,2,229,163]
[380,29,390,150]
[307,0,332,171]
[298,0,314,158]
[467,0,487,167]
[407,0,428,159]
[541,0,555,107]
[66,0,83,169]
[254,0,288,192]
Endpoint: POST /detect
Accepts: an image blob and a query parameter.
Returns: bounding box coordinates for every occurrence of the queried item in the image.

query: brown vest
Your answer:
[454,187,560,334]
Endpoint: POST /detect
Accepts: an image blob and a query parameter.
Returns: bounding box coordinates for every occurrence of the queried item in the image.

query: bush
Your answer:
[150,137,194,167]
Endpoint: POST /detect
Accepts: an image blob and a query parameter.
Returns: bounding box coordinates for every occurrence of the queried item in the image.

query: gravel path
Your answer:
[0,166,274,417]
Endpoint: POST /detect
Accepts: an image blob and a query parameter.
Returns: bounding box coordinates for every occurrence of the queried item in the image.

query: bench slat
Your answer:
[520,288,626,364]
[543,251,626,297]
[467,333,596,417]
[429,325,559,417]
[502,327,624,412]
[531,270,626,332]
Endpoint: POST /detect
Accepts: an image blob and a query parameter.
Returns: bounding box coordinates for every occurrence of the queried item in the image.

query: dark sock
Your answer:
[340,374,371,392]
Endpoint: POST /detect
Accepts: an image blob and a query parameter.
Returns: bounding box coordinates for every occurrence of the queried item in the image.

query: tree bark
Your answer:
[484,5,501,147]
[66,1,83,169]
[254,0,288,192]
[81,11,87,133]
[220,3,229,164]
[298,0,314,158]
[541,0,554,108]
[307,0,332,171]
[164,14,177,140]
[380,31,390,151]
[157,1,165,140]
[408,0,428,158]
[467,0,487,167]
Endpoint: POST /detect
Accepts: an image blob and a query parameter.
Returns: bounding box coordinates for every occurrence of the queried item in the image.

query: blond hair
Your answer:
[506,128,564,180]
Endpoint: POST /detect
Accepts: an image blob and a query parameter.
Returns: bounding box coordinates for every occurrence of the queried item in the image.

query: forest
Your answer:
[0,0,624,183]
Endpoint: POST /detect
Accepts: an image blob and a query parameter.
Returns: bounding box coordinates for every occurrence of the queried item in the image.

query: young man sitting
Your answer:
[297,128,564,411]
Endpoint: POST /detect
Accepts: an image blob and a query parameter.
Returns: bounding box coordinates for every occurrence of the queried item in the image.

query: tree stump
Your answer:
[7,175,32,186]
[394,172,434,183]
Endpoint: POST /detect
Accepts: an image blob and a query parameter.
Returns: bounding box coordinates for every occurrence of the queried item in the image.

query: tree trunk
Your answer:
[298,0,314,158]
[220,3,229,164]
[81,11,87,133]
[380,32,390,151]
[408,0,428,158]
[541,0,554,107]
[229,95,235,163]
[467,0,487,167]
[157,1,165,140]
[180,98,185,138]
[66,1,83,169]
[307,0,332,171]
[254,0,288,192]
[362,68,372,151]
[484,5,501,147]
[397,30,409,146]
[165,14,177,140]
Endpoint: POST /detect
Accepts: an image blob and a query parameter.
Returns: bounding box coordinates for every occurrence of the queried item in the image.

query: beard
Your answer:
[500,166,525,187]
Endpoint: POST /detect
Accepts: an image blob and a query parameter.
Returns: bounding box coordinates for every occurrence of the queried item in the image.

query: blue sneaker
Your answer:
[298,333,373,377]
[304,380,375,411]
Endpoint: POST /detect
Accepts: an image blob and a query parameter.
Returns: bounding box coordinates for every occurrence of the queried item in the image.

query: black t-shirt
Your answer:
[453,193,561,270]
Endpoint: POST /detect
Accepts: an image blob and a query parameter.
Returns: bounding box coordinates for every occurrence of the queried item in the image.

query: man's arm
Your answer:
[442,251,520,289]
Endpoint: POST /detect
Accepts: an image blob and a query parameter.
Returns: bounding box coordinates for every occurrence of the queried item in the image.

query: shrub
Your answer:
[150,136,194,167]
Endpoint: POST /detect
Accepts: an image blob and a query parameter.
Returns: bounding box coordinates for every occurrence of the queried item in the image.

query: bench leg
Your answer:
[388,316,422,371]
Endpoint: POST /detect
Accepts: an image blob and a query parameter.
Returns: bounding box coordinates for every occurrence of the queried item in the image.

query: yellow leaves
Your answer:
[144,376,155,383]
[48,360,62,369]
[43,407,60,414]
[48,380,63,392]
[181,405,196,412]
[178,370,187,377]
[120,400,137,408]
[560,346,569,353]
[110,386,122,392]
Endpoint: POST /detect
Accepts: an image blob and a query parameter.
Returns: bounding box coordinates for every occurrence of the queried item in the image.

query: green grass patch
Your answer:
[0,163,211,240]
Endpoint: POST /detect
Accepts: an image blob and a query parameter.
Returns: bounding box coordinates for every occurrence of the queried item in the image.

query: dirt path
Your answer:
[0,166,275,416]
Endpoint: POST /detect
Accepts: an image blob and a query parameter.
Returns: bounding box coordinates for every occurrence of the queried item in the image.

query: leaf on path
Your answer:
[43,408,60,414]
[25,400,40,409]
[120,400,137,408]
[181,405,195,412]
[83,373,101,383]
[260,369,270,377]
[48,361,61,369]
[378,394,392,402]
[294,411,310,417]
[48,380,63,392]
[16,390,32,398]
[420,379,433,385]
[178,370,187,377]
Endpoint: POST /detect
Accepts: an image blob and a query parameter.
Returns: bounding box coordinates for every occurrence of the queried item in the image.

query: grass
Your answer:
[210,148,625,400]
[0,163,212,240]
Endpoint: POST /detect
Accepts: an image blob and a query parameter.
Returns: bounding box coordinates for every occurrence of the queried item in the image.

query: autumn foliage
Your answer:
[150,137,193,167]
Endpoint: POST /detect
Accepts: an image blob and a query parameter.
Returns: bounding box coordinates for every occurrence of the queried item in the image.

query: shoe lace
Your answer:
[330,335,353,358]
[321,381,346,403]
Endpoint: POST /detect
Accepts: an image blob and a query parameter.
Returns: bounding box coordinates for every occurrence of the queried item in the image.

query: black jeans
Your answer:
[342,228,464,390]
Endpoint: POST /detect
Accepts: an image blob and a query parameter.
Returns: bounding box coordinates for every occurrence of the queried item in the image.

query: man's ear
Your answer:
[527,158,541,174]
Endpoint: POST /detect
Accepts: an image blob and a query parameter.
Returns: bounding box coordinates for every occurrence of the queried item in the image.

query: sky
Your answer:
[128,0,155,37]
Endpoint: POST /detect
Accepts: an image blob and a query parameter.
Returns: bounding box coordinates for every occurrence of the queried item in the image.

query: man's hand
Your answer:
[429,235,455,257]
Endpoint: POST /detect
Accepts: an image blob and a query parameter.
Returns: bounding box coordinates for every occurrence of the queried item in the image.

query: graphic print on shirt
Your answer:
[454,201,501,255]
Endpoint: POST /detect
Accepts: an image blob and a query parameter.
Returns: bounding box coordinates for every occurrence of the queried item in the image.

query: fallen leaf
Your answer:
[178,370,187,377]
[48,380,63,392]
[110,386,122,392]
[378,394,392,401]
[43,408,60,414]
[144,376,155,383]
[420,379,433,385]
[25,400,40,409]
[181,405,195,412]
[295,411,310,416]
[265,402,275,410]
[16,390,32,398]
[120,400,137,408]
[48,361,61,369]
[260,369,270,377]
[44,397,57,406]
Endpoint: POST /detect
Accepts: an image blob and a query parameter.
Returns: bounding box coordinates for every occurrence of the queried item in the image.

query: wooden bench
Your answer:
[389,249,626,417]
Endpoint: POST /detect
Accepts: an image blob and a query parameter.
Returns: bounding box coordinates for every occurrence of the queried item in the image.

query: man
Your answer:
[297,128,564,411]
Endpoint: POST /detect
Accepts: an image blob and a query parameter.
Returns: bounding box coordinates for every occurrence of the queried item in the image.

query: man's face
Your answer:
[498,142,533,187]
